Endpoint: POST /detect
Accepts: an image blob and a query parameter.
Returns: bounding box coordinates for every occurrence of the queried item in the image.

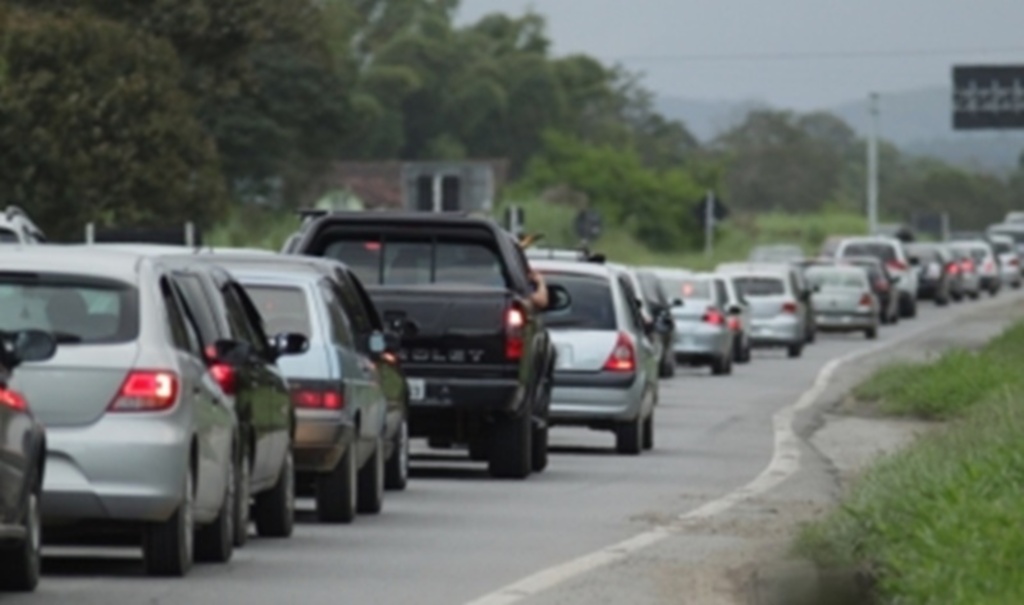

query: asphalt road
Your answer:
[10,295,1010,605]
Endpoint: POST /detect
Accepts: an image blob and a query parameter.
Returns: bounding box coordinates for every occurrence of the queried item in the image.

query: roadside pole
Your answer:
[705,190,715,259]
[867,92,880,235]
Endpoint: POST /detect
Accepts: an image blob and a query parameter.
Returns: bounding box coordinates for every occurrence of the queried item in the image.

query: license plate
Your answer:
[407,378,425,402]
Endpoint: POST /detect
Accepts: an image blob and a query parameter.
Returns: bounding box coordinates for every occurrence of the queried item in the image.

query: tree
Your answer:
[0,9,227,239]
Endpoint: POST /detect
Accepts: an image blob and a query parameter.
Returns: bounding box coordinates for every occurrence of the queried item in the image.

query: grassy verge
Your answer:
[798,320,1024,604]
[500,198,867,269]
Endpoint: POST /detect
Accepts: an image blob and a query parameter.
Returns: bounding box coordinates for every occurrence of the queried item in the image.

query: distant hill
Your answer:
[657,86,1024,175]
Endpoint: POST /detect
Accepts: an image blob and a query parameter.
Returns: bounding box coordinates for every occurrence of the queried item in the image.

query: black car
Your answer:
[904,243,952,306]
[0,329,57,592]
[285,212,568,479]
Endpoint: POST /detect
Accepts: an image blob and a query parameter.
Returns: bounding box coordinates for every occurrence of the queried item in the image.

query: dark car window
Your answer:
[840,243,897,262]
[617,275,645,332]
[220,283,263,349]
[0,273,139,343]
[244,285,312,338]
[733,276,786,296]
[174,272,221,345]
[0,228,18,243]
[160,278,202,356]
[319,281,355,347]
[540,272,616,330]
[991,241,1013,255]
[332,272,374,337]
[323,238,507,288]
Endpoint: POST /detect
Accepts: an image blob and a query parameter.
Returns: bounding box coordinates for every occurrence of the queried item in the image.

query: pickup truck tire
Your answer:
[616,416,643,455]
[315,446,356,524]
[385,420,409,491]
[489,411,532,479]
[357,438,384,514]
[531,424,549,473]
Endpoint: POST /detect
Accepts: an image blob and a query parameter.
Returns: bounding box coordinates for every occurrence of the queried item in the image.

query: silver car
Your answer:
[722,269,808,358]
[949,240,1000,296]
[805,265,879,339]
[988,234,1022,289]
[533,260,660,455]
[653,270,736,375]
[2,247,261,576]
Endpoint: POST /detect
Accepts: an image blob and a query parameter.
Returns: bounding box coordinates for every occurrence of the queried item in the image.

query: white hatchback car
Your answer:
[834,237,918,318]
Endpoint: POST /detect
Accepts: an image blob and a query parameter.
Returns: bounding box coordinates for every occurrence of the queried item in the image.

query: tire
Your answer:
[658,353,675,378]
[989,287,1000,297]
[143,469,194,577]
[468,434,489,461]
[195,456,235,564]
[254,450,295,538]
[384,418,409,491]
[936,296,949,307]
[865,327,878,340]
[315,445,357,524]
[787,344,803,359]
[357,438,384,515]
[642,414,654,451]
[531,423,549,473]
[0,488,41,591]
[1013,280,1022,290]
[900,295,917,318]
[711,354,731,376]
[969,290,980,300]
[488,411,532,479]
[616,415,643,455]
[232,451,251,548]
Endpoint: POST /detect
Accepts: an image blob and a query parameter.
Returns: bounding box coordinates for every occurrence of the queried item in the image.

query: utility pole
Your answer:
[867,92,880,235]
[705,190,715,258]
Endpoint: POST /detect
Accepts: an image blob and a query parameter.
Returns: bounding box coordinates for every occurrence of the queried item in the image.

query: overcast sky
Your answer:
[457,0,1024,110]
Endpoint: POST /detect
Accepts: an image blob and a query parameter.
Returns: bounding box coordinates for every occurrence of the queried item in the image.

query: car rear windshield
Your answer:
[732,276,786,297]
[540,272,616,330]
[323,238,507,288]
[658,277,712,301]
[839,242,897,262]
[0,228,17,244]
[242,285,312,338]
[991,241,1013,254]
[906,246,942,261]
[0,274,139,343]
[806,269,866,289]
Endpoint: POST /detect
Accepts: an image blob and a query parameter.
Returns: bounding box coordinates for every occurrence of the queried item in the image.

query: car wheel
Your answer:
[616,413,643,455]
[195,454,235,564]
[315,445,356,524]
[865,327,878,340]
[0,486,41,591]
[642,413,654,451]
[232,452,251,548]
[990,287,1000,297]
[531,422,549,473]
[969,290,980,300]
[658,352,675,378]
[936,296,949,306]
[357,437,385,515]
[787,344,803,359]
[1013,280,1022,290]
[385,418,409,491]
[143,468,194,577]
[711,354,730,375]
[254,450,295,538]
[489,410,532,479]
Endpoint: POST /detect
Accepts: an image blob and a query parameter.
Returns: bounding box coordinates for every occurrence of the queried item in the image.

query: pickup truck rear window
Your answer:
[540,272,616,330]
[242,285,312,339]
[323,238,507,288]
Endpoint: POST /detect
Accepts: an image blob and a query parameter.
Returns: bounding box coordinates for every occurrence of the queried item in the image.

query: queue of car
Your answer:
[1,207,1022,593]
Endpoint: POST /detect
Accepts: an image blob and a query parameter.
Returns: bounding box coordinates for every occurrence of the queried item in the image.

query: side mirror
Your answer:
[546,284,572,312]
[1,329,58,370]
[271,333,309,358]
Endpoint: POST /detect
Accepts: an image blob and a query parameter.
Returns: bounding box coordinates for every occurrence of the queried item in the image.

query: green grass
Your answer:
[853,322,1024,419]
[799,320,1024,605]
[500,198,867,270]
[206,206,300,251]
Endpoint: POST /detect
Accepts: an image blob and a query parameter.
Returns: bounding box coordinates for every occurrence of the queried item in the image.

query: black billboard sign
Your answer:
[953,65,1024,130]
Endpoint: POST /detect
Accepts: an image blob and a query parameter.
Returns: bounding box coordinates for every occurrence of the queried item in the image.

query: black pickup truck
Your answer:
[284,212,562,479]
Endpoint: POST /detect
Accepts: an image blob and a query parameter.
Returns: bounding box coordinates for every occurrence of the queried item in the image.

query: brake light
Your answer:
[703,307,725,326]
[858,293,873,307]
[961,259,975,273]
[603,332,636,373]
[727,316,741,331]
[781,301,799,314]
[946,262,960,275]
[887,260,908,272]
[290,388,344,410]
[0,388,27,412]
[109,370,179,412]
[505,303,526,361]
[209,363,237,396]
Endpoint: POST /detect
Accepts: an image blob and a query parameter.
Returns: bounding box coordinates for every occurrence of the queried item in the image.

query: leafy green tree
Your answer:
[0,9,227,239]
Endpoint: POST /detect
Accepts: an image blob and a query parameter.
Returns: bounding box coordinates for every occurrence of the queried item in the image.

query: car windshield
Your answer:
[0,274,139,344]
[658,276,712,301]
[839,242,897,262]
[242,285,312,338]
[806,269,865,289]
[732,276,786,297]
[0,228,17,243]
[323,238,507,288]
[540,272,616,330]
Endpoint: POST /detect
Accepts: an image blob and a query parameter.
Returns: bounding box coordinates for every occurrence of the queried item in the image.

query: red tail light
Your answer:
[886,260,908,272]
[603,332,636,373]
[727,316,741,331]
[209,363,237,396]
[1011,258,1020,267]
[961,259,975,272]
[984,260,995,272]
[703,307,725,326]
[858,293,873,307]
[109,370,179,413]
[505,303,526,361]
[781,301,799,314]
[0,388,27,412]
[946,262,960,275]
[290,388,344,410]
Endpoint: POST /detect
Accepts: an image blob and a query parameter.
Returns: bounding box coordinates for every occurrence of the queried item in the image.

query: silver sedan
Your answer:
[805,265,880,339]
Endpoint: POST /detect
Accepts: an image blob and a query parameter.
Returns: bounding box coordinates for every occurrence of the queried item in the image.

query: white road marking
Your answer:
[464,301,1001,605]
